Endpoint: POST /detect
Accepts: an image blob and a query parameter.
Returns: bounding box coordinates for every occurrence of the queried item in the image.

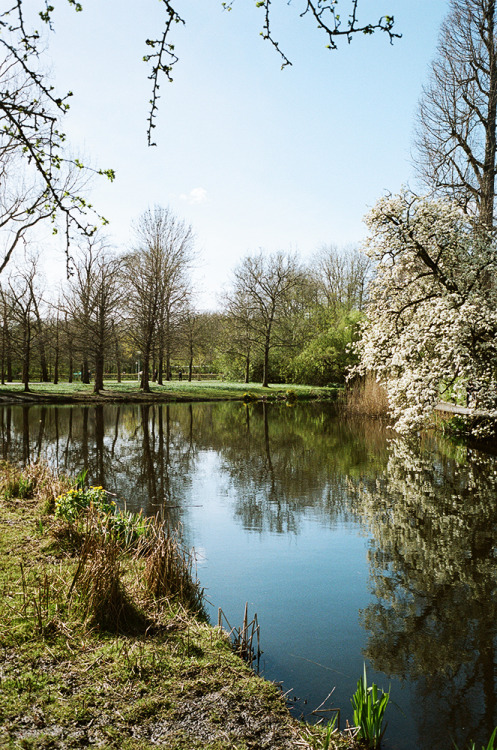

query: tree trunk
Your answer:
[140,348,151,392]
[262,330,271,388]
[32,296,49,382]
[23,319,31,393]
[114,324,121,383]
[481,0,497,230]
[53,316,59,385]
[94,353,104,393]
[53,347,59,385]
[82,359,90,384]
[245,350,250,384]
[0,324,4,385]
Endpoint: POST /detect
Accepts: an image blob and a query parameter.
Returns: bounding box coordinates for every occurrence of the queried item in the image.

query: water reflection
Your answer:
[352,437,497,749]
[1,402,497,749]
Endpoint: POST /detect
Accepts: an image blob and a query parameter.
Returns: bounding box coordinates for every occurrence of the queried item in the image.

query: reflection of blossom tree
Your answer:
[352,436,497,748]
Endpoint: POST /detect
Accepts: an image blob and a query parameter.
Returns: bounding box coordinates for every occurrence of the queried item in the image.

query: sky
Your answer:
[22,0,449,309]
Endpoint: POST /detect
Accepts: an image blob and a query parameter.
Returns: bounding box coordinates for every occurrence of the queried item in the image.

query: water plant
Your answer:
[351,664,390,749]
[55,485,148,547]
[55,485,115,523]
[140,519,205,614]
[454,727,497,750]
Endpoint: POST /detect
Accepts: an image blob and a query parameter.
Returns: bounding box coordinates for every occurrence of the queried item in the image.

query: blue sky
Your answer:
[36,0,449,308]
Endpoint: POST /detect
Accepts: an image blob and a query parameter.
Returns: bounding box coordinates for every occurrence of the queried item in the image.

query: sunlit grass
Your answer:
[0,379,339,401]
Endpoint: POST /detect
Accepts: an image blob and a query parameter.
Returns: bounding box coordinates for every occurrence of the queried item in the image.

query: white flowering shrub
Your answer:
[354,191,497,435]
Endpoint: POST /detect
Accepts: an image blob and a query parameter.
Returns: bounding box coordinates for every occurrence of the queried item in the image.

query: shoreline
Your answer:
[0,462,355,750]
[0,380,339,407]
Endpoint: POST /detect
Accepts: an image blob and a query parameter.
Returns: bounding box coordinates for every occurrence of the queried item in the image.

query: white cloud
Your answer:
[179,187,208,204]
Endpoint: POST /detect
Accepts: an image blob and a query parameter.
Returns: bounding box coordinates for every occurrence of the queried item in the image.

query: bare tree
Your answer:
[225,251,303,388]
[0,50,113,274]
[314,244,371,312]
[0,285,14,383]
[124,206,194,392]
[414,0,497,229]
[63,237,123,393]
[7,257,43,392]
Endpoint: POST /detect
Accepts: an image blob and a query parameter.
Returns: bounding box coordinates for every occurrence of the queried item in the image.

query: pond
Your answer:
[2,400,497,750]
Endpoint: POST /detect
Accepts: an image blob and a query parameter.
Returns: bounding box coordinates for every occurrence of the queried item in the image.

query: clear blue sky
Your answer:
[35,0,449,308]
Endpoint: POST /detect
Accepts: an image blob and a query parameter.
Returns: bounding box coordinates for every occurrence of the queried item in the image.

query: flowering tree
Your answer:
[355,191,497,433]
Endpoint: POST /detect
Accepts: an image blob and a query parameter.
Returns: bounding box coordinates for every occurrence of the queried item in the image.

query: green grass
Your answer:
[0,379,339,404]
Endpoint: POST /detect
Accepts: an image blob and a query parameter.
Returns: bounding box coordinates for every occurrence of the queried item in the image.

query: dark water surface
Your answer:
[2,401,497,750]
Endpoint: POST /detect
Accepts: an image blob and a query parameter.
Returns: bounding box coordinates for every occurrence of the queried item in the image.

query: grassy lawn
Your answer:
[0,380,340,404]
[0,462,354,750]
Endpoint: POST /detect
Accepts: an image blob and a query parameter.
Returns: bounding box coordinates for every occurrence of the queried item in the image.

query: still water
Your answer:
[2,401,497,750]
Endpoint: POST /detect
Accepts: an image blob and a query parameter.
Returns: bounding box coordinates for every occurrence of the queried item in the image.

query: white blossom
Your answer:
[354,191,497,435]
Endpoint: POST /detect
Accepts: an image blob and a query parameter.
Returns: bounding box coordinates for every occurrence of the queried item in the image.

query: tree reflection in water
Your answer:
[1,402,497,748]
[351,436,497,749]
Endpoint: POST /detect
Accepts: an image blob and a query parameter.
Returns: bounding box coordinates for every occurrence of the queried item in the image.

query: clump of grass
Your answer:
[351,665,390,749]
[0,461,72,516]
[342,374,389,418]
[0,463,34,500]
[53,483,205,628]
[140,518,205,615]
[69,510,145,632]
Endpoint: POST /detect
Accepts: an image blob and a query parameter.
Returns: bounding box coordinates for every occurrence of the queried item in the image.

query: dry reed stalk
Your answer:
[71,510,141,632]
[342,373,390,418]
[217,604,262,667]
[139,518,204,614]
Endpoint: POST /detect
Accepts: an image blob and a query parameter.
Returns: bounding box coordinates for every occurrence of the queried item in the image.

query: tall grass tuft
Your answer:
[351,664,390,749]
[140,518,205,615]
[0,463,34,500]
[70,510,144,632]
[342,374,389,418]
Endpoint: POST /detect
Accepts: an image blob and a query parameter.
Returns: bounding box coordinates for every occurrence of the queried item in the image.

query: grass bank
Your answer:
[0,462,356,750]
[0,380,339,406]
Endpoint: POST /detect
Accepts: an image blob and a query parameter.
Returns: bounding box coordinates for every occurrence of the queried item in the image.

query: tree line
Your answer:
[0,206,370,393]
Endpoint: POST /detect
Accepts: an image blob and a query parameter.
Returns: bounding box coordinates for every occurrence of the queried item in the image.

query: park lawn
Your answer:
[0,462,354,750]
[0,380,340,404]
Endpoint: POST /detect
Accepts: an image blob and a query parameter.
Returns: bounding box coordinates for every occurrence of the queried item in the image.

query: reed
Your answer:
[140,518,205,614]
[341,374,389,418]
[69,509,144,632]
[217,603,262,667]
[304,714,339,750]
